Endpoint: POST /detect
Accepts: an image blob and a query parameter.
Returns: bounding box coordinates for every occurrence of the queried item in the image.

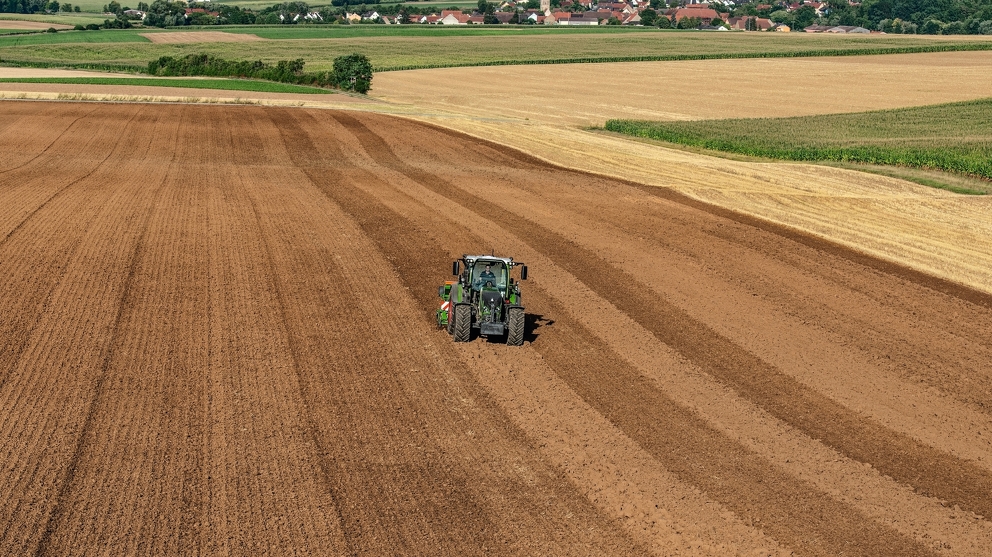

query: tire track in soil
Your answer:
[242,182,355,553]
[200,109,351,555]
[32,155,170,557]
[332,111,992,522]
[35,106,211,555]
[0,104,100,175]
[265,108,653,556]
[0,106,144,401]
[284,109,936,557]
[0,105,180,554]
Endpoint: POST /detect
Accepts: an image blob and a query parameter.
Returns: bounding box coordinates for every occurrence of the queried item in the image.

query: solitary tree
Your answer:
[332,53,373,94]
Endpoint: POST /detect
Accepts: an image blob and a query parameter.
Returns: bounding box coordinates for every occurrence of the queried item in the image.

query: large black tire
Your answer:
[506,308,524,346]
[453,304,472,343]
[446,303,455,335]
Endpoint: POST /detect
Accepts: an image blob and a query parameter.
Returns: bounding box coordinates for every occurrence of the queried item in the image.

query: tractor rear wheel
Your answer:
[453,304,472,343]
[506,308,524,346]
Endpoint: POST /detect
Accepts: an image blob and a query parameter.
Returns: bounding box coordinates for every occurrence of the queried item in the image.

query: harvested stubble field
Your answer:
[372,51,992,125]
[2,101,992,556]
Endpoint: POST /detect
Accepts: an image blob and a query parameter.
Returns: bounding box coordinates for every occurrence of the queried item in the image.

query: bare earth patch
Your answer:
[3,102,992,556]
[141,31,266,43]
[0,20,73,30]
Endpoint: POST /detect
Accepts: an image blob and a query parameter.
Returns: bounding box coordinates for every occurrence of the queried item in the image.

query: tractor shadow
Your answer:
[525,313,553,344]
[483,312,551,344]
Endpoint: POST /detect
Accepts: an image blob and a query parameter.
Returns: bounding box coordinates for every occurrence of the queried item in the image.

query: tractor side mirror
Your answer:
[452,261,460,276]
[520,265,528,280]
[438,285,445,298]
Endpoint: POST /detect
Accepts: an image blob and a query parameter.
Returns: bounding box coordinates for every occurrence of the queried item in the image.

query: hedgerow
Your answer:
[147,52,372,92]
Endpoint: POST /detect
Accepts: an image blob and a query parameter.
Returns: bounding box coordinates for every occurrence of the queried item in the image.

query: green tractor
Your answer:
[436,255,528,345]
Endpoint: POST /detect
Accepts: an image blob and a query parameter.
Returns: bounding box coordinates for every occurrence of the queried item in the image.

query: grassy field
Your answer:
[0,13,110,25]
[0,29,152,46]
[0,76,334,93]
[2,31,992,72]
[605,98,992,192]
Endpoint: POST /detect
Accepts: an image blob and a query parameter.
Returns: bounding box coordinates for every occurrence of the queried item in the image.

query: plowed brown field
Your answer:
[2,101,992,557]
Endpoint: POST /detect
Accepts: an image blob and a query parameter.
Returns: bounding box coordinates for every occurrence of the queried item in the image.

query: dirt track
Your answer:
[2,101,992,556]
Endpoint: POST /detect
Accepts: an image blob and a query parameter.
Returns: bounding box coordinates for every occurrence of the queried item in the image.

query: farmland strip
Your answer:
[34,107,213,555]
[280,108,941,557]
[331,111,992,520]
[0,105,179,554]
[0,104,98,175]
[32,148,167,557]
[264,108,653,556]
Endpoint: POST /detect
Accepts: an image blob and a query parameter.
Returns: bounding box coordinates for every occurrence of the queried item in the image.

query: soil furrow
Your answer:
[32,153,167,557]
[266,107,653,556]
[286,109,942,557]
[0,105,99,176]
[0,106,179,554]
[330,111,992,520]
[410,118,992,310]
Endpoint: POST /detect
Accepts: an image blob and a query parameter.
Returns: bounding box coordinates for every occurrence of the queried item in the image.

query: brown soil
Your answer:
[2,101,991,556]
[141,31,265,43]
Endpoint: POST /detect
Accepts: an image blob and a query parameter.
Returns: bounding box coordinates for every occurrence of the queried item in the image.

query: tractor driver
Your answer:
[474,264,497,290]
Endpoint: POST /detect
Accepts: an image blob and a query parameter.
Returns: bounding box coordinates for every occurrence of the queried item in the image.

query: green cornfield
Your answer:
[606,98,992,181]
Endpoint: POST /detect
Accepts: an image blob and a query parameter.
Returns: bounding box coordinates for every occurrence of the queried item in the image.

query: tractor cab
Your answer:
[436,254,528,345]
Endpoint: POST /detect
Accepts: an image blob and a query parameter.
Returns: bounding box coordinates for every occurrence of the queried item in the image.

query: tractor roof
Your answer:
[464,255,516,266]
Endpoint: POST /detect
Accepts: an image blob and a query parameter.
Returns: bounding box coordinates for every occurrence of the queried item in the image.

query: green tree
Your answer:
[640,7,657,25]
[332,53,373,93]
[792,5,815,29]
[676,15,699,28]
[656,14,671,27]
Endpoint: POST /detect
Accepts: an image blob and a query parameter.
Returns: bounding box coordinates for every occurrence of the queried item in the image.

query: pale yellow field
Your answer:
[141,31,266,43]
[372,51,992,126]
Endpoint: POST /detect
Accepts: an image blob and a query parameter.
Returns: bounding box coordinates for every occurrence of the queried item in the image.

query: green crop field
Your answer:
[605,98,992,194]
[0,13,110,25]
[2,31,992,73]
[0,29,153,47]
[0,76,334,93]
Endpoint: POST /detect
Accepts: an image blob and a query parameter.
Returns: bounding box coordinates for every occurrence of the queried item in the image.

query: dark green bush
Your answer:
[331,53,372,93]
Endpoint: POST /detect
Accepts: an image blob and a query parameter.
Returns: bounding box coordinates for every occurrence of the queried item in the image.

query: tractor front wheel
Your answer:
[453,304,472,343]
[506,308,524,346]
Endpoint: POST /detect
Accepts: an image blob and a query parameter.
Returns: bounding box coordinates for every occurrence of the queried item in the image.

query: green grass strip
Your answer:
[604,97,992,191]
[0,76,334,94]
